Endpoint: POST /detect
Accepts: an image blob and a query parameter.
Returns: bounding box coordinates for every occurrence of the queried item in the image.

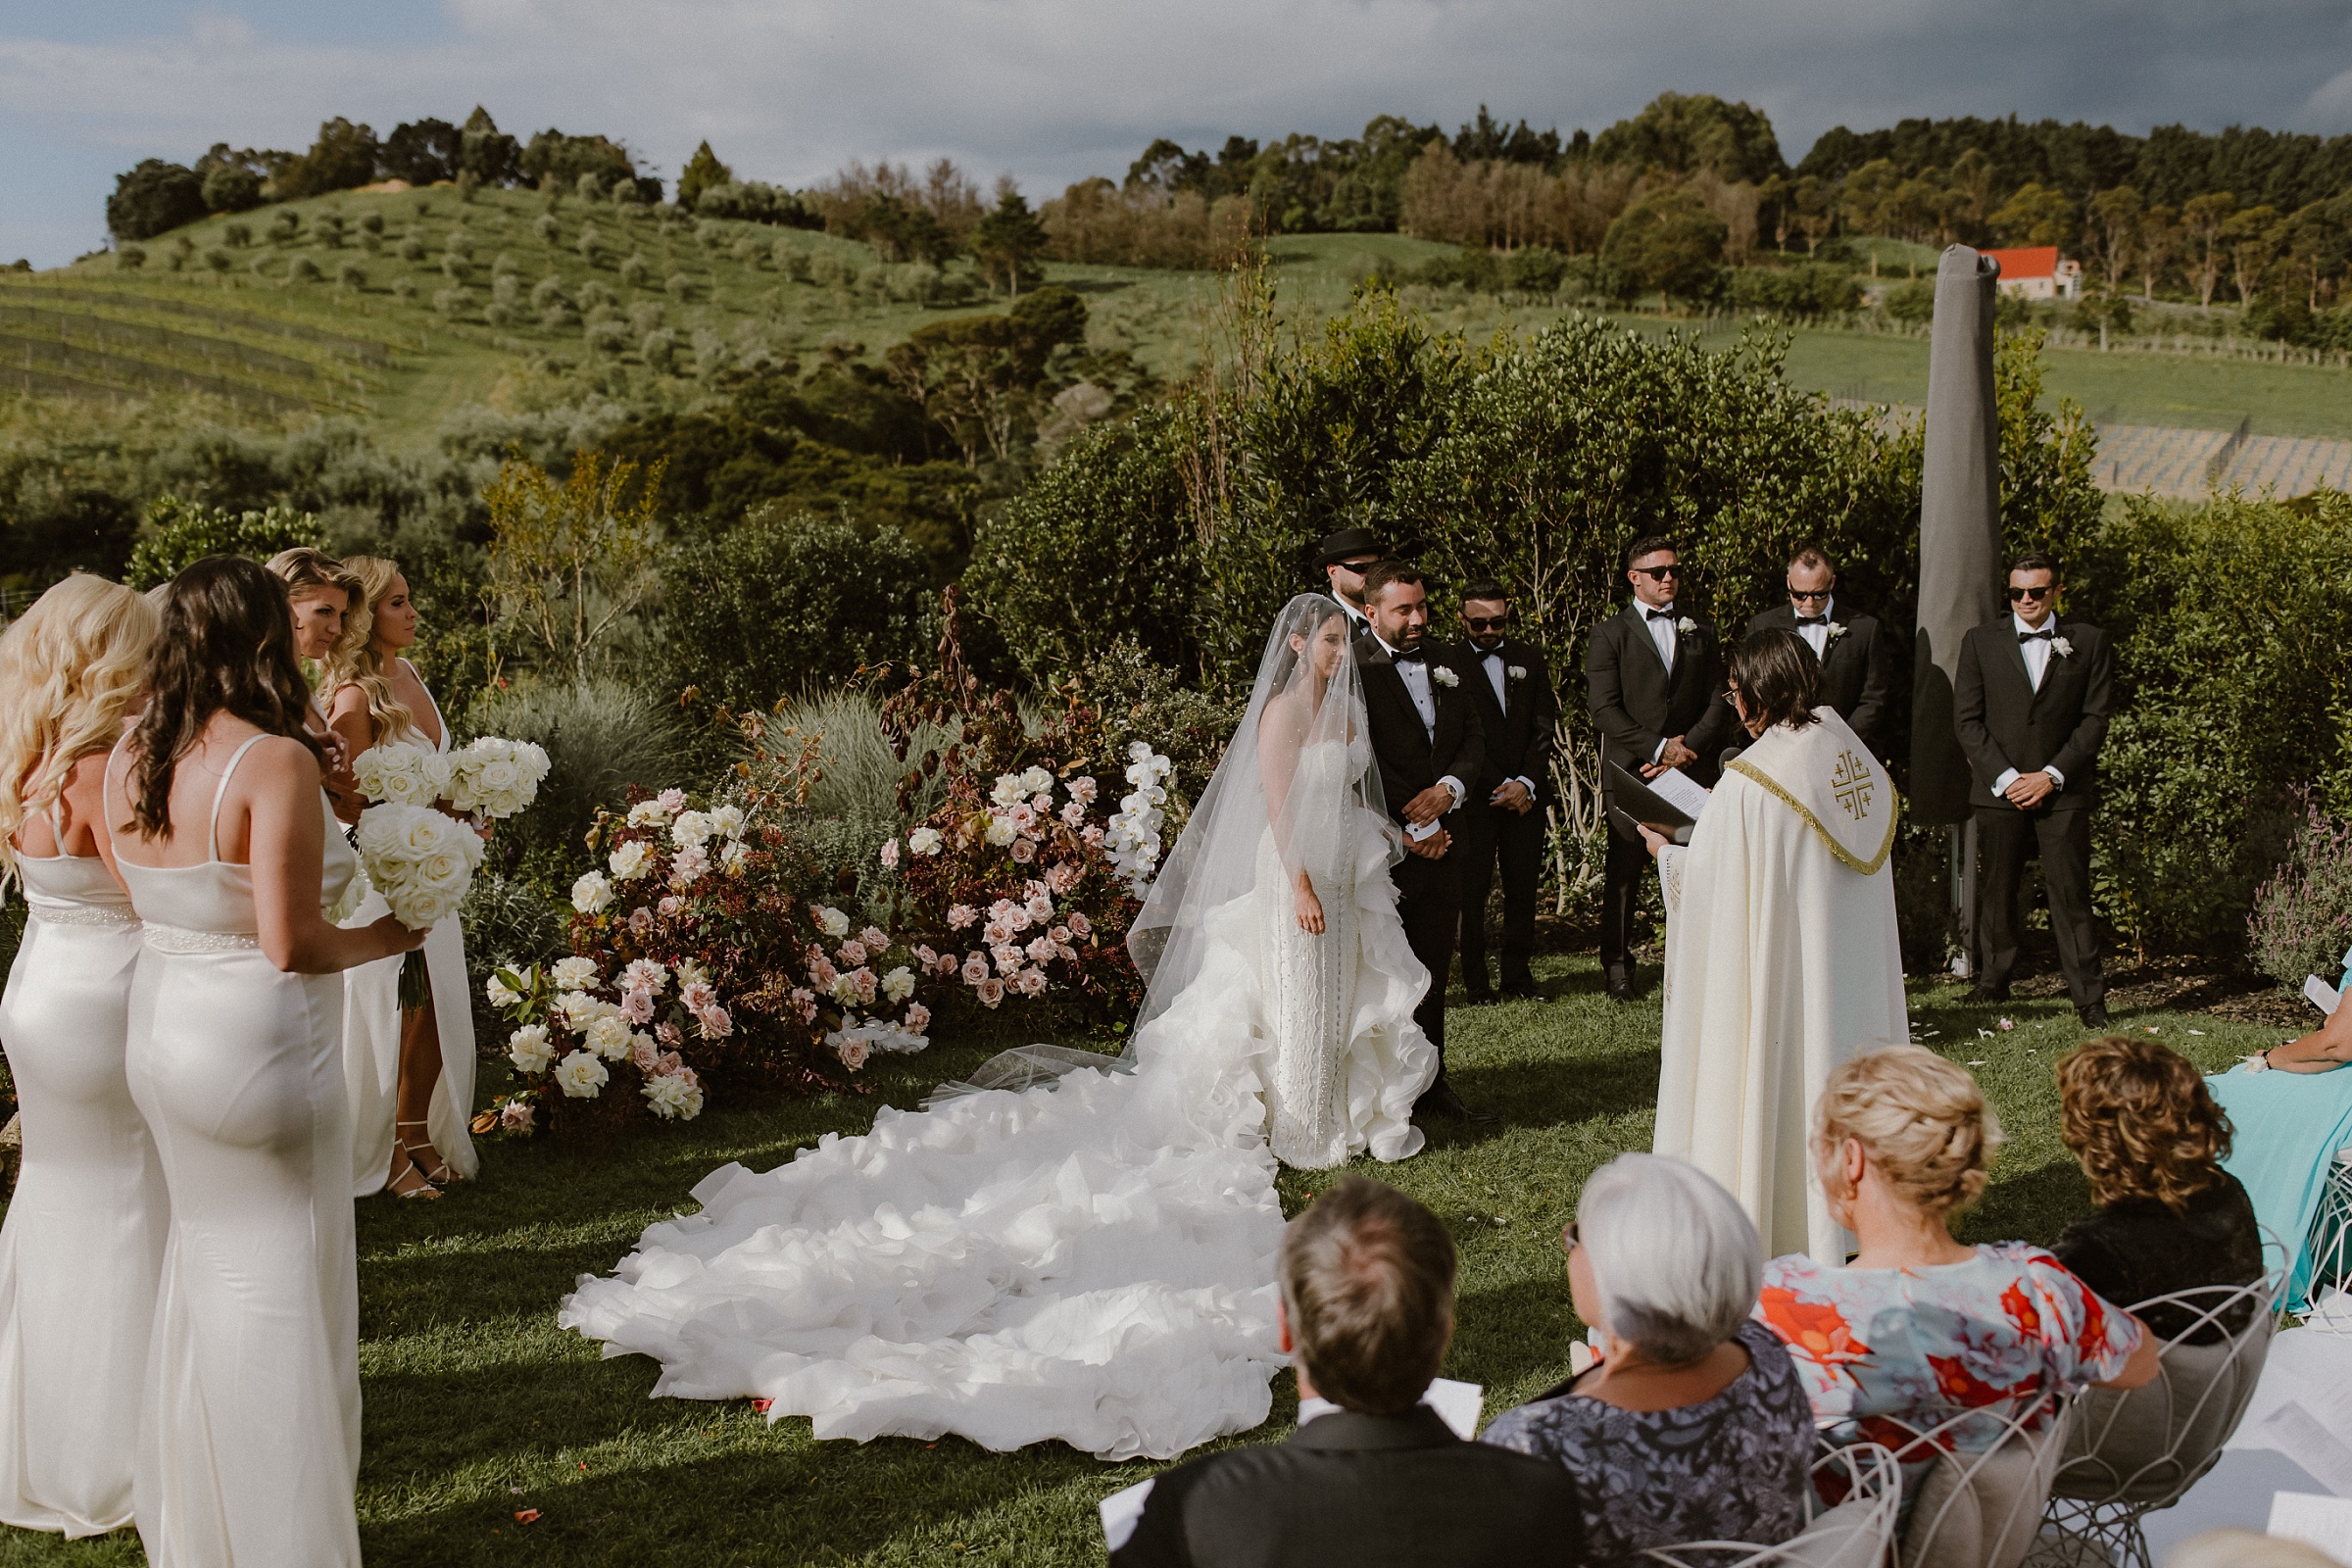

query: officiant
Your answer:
[1642,629,1907,1263]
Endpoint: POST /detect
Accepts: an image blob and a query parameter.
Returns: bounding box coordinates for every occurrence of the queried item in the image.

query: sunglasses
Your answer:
[2007,583,2054,601]
[1332,558,1380,574]
[1462,614,1508,632]
[1788,587,1832,603]
[1630,564,1681,580]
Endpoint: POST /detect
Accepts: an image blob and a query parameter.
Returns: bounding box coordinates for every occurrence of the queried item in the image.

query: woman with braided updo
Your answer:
[1753,1046,2158,1464]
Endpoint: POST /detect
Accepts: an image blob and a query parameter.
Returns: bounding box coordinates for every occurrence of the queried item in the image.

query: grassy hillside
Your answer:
[14,190,2352,447]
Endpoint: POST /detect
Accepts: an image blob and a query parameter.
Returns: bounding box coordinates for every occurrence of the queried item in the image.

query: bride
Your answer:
[560,595,1439,1459]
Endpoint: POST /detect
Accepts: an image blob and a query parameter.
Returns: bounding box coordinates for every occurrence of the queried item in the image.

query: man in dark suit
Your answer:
[1353,561,1488,1120]
[1743,544,1896,748]
[1310,525,1387,639]
[1586,536,1736,1003]
[1953,551,2115,1028]
[1444,578,1558,1004]
[1111,1177,1584,1568]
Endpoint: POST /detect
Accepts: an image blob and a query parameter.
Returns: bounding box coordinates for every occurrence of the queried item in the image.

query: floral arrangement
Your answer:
[1105,744,1174,897]
[477,777,931,1139]
[353,741,450,808]
[446,736,551,823]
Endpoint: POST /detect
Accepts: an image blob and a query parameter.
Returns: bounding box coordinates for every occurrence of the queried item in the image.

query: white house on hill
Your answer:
[1984,246,2082,301]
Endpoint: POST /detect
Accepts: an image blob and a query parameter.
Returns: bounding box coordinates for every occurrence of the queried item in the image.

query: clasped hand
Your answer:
[2004,771,2057,809]
[1642,736,1696,778]
[1489,779,1534,813]
[1400,783,1455,825]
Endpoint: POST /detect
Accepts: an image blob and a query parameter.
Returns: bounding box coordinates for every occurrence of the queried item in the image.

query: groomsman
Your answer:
[1742,545,1895,748]
[1311,526,1388,639]
[1953,551,2114,1028]
[1354,561,1489,1120]
[1444,579,1558,1004]
[1586,537,1735,1003]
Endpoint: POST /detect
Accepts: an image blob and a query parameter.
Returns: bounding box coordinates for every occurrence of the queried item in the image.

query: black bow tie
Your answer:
[1390,645,1426,664]
[1796,615,1828,626]
[2019,628,2053,642]
[1645,608,1676,622]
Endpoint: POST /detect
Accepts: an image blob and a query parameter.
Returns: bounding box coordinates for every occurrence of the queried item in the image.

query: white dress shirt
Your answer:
[1476,647,1538,798]
[1332,591,1368,636]
[1792,596,1835,659]
[1374,636,1465,815]
[1641,604,1680,764]
[1990,612,2066,799]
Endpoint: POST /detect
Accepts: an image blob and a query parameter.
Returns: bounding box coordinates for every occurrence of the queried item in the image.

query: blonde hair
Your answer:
[0,575,160,878]
[1815,1045,2004,1221]
[321,555,416,745]
[266,546,365,694]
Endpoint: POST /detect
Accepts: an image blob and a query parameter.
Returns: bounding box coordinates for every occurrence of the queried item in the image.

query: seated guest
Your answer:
[2207,989,2352,1310]
[2052,1036,2266,1344]
[1114,1177,1584,1568]
[1755,1046,2159,1464]
[1483,1153,1815,1562]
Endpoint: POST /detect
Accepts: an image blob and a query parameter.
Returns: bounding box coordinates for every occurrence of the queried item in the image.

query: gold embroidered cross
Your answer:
[1831,750,1875,820]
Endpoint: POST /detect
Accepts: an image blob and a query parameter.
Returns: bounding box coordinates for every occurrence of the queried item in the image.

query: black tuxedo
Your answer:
[1330,591,1370,641]
[1953,615,2115,1007]
[1584,602,1736,982]
[1443,638,1559,998]
[1356,631,1485,1083]
[1113,1405,1586,1568]
[1744,602,1896,746]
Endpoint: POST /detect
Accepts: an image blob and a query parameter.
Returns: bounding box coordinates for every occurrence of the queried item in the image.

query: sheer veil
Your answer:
[929,594,1392,1099]
[1123,594,1395,1051]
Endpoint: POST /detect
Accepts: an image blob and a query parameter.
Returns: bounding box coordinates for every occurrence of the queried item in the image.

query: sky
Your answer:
[4,0,2352,268]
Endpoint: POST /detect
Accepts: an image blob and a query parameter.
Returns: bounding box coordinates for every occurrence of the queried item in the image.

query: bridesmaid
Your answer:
[106,556,419,1566]
[0,575,163,1539]
[325,557,479,1197]
[265,547,364,823]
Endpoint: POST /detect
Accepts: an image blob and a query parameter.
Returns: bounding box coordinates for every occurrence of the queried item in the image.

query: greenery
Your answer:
[0,958,2290,1565]
[2250,801,2352,993]
[120,496,322,589]
[464,677,687,868]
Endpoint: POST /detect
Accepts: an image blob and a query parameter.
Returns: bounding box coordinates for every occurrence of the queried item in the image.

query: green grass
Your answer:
[0,954,2293,1566]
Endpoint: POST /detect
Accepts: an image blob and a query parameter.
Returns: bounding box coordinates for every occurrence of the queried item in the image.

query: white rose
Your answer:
[554,1050,609,1099]
[507,1025,553,1074]
[719,839,749,874]
[670,809,713,848]
[572,870,613,913]
[1677,615,1698,635]
[984,814,1018,847]
[627,800,673,826]
[883,965,915,1004]
[642,1072,705,1120]
[609,840,654,881]
[708,804,747,840]
[552,956,601,991]
[989,774,1026,807]
[353,803,480,928]
[1506,664,1528,681]
[814,905,851,939]
[674,958,710,991]
[485,972,521,1007]
[1017,765,1054,797]
[585,1014,634,1061]
[907,826,944,857]
[1431,665,1459,688]
[554,991,600,1028]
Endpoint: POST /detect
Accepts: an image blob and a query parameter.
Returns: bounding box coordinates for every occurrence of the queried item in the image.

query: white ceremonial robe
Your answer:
[1652,708,1907,1264]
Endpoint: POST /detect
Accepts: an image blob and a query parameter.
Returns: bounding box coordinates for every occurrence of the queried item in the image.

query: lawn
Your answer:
[0,954,2295,1567]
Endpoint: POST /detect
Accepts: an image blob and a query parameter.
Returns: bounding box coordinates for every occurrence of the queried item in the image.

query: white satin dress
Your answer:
[559,736,1437,1461]
[0,806,166,1537]
[342,671,477,1193]
[115,737,364,1567]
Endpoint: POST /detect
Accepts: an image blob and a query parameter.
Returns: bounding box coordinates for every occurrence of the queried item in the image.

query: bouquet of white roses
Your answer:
[354,803,483,1007]
[447,736,550,821]
[352,742,453,809]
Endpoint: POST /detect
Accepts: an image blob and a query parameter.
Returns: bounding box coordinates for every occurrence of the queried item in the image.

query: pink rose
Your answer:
[914,944,939,967]
[1007,803,1037,831]
[934,952,960,977]
[657,788,687,813]
[879,838,901,868]
[789,987,817,1023]
[948,904,979,929]
[849,967,878,1004]
[1050,925,1072,944]
[1031,792,1053,812]
[974,978,1005,1008]
[961,956,990,985]
[861,926,888,951]
[1068,777,1098,807]
[500,1101,536,1133]
[1067,911,1093,937]
[1025,935,1057,964]
[659,895,685,916]
[654,1051,686,1077]
[983,918,1014,947]
[838,939,867,967]
[627,906,654,935]
[993,945,1023,973]
[836,1035,870,1070]
[808,953,839,987]
[989,899,1018,922]
[695,1004,733,1039]
[655,1021,683,1049]
[1081,824,1104,849]
[1014,969,1048,996]
[668,844,710,887]
[619,989,655,1024]
[1059,800,1086,827]
[1046,862,1078,893]
[1010,838,1035,862]
[630,1036,660,1071]
[902,1002,931,1032]
[679,981,717,1012]
[1025,893,1054,922]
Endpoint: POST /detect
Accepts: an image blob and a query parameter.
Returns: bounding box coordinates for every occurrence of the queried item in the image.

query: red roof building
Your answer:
[1984,246,2082,301]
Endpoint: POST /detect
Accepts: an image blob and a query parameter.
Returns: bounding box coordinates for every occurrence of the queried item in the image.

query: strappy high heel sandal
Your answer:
[387,1143,441,1200]
[397,1119,452,1186]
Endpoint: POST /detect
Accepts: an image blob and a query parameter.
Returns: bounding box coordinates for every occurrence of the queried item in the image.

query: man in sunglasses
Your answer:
[1444,578,1558,1004]
[1586,537,1735,1003]
[1741,545,1894,749]
[1311,526,1389,639]
[1953,552,2115,1027]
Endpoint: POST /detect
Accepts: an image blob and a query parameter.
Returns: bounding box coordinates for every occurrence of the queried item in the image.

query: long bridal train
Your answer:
[561,595,1438,1461]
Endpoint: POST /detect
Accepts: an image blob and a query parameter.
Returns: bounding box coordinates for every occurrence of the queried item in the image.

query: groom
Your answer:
[1353,561,1490,1122]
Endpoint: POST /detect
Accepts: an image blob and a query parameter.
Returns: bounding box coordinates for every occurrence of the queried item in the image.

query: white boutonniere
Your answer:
[1826,621,1847,642]
[2050,636,2074,658]
[1676,616,1697,635]
[1506,663,1528,681]
[1431,664,1460,688]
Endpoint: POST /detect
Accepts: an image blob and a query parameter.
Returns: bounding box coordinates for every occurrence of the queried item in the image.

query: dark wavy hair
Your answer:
[1728,629,1823,733]
[128,556,322,838]
[2058,1036,2232,1213]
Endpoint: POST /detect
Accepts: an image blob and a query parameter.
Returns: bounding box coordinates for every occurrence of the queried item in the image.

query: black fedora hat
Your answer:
[1310,526,1390,569]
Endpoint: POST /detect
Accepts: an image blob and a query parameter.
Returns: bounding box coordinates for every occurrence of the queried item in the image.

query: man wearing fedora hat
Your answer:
[1312,527,1388,638]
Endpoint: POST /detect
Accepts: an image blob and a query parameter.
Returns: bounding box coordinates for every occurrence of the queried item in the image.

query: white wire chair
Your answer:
[2299,1151,2352,1330]
[1641,1441,1902,1568]
[1850,1389,2080,1568]
[2028,1269,2285,1568]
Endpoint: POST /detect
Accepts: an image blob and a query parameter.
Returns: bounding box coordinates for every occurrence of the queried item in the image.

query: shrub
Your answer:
[394,276,417,300]
[759,693,956,907]
[460,868,568,977]
[534,214,560,245]
[640,328,677,371]
[433,286,469,318]
[585,319,629,357]
[1727,262,1861,319]
[269,210,301,243]
[659,509,933,712]
[1886,278,1936,325]
[398,234,425,262]
[2250,800,2352,992]
[115,246,145,270]
[124,497,323,590]
[289,255,322,282]
[221,220,252,249]
[663,270,694,302]
[541,301,579,330]
[440,253,472,281]
[107,159,207,242]
[465,678,686,864]
[619,252,650,287]
[359,212,385,235]
[336,260,367,289]
[530,275,569,312]
[200,163,264,215]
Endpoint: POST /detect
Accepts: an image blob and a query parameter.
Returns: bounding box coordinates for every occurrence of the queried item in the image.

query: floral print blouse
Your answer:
[1755,1243,2141,1461]
[1480,1320,1816,1563]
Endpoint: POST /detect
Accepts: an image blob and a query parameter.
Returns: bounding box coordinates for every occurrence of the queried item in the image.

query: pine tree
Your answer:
[677,142,733,213]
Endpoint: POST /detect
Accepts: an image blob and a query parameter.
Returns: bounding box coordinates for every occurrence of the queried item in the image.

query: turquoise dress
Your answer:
[2208,1060,2352,1309]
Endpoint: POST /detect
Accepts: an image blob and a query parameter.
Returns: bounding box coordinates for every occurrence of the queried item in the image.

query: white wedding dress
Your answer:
[115,738,364,1566]
[0,804,165,1537]
[561,627,1439,1460]
[342,669,478,1193]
